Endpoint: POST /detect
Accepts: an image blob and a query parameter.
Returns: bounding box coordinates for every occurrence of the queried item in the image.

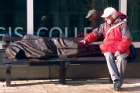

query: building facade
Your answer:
[0,0,139,41]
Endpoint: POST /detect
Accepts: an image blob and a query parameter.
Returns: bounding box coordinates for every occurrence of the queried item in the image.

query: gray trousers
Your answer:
[104,52,128,83]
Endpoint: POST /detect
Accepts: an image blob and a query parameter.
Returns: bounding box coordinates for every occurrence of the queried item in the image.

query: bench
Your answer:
[4,55,106,86]
[3,37,138,86]
[2,36,108,86]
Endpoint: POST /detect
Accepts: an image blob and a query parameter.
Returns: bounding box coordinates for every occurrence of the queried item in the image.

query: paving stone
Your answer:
[0,79,140,93]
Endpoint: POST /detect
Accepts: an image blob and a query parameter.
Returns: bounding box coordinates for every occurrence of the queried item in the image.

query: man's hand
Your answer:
[80,40,86,44]
[114,51,120,57]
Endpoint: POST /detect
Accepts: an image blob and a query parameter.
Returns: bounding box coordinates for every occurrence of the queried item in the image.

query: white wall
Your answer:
[27,0,34,35]
[119,0,127,15]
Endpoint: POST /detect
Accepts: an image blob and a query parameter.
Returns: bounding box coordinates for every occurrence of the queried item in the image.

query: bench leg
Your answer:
[5,64,12,86]
[59,61,66,84]
[108,75,113,83]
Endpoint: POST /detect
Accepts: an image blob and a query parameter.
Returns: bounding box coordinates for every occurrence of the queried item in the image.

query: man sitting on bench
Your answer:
[80,7,132,91]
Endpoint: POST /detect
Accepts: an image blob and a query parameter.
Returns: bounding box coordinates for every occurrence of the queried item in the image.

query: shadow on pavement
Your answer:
[8,78,111,87]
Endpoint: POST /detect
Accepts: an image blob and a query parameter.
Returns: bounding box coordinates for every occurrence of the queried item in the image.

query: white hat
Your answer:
[85,9,96,18]
[101,7,117,18]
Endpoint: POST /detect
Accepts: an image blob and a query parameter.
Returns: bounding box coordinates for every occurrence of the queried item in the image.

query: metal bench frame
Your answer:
[4,56,106,86]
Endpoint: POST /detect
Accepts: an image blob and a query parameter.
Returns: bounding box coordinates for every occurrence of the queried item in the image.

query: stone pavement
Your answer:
[0,78,140,93]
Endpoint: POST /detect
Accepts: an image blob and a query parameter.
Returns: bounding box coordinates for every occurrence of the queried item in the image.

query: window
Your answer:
[34,0,118,37]
[0,0,26,37]
[128,0,140,41]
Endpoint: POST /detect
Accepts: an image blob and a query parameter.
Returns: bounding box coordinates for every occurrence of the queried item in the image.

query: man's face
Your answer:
[104,15,114,24]
[88,15,97,22]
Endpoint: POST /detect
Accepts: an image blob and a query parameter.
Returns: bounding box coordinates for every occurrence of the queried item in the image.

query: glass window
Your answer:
[128,0,140,41]
[34,0,118,37]
[0,0,26,37]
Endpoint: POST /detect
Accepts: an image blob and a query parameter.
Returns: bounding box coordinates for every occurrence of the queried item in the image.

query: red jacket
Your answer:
[84,14,132,54]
